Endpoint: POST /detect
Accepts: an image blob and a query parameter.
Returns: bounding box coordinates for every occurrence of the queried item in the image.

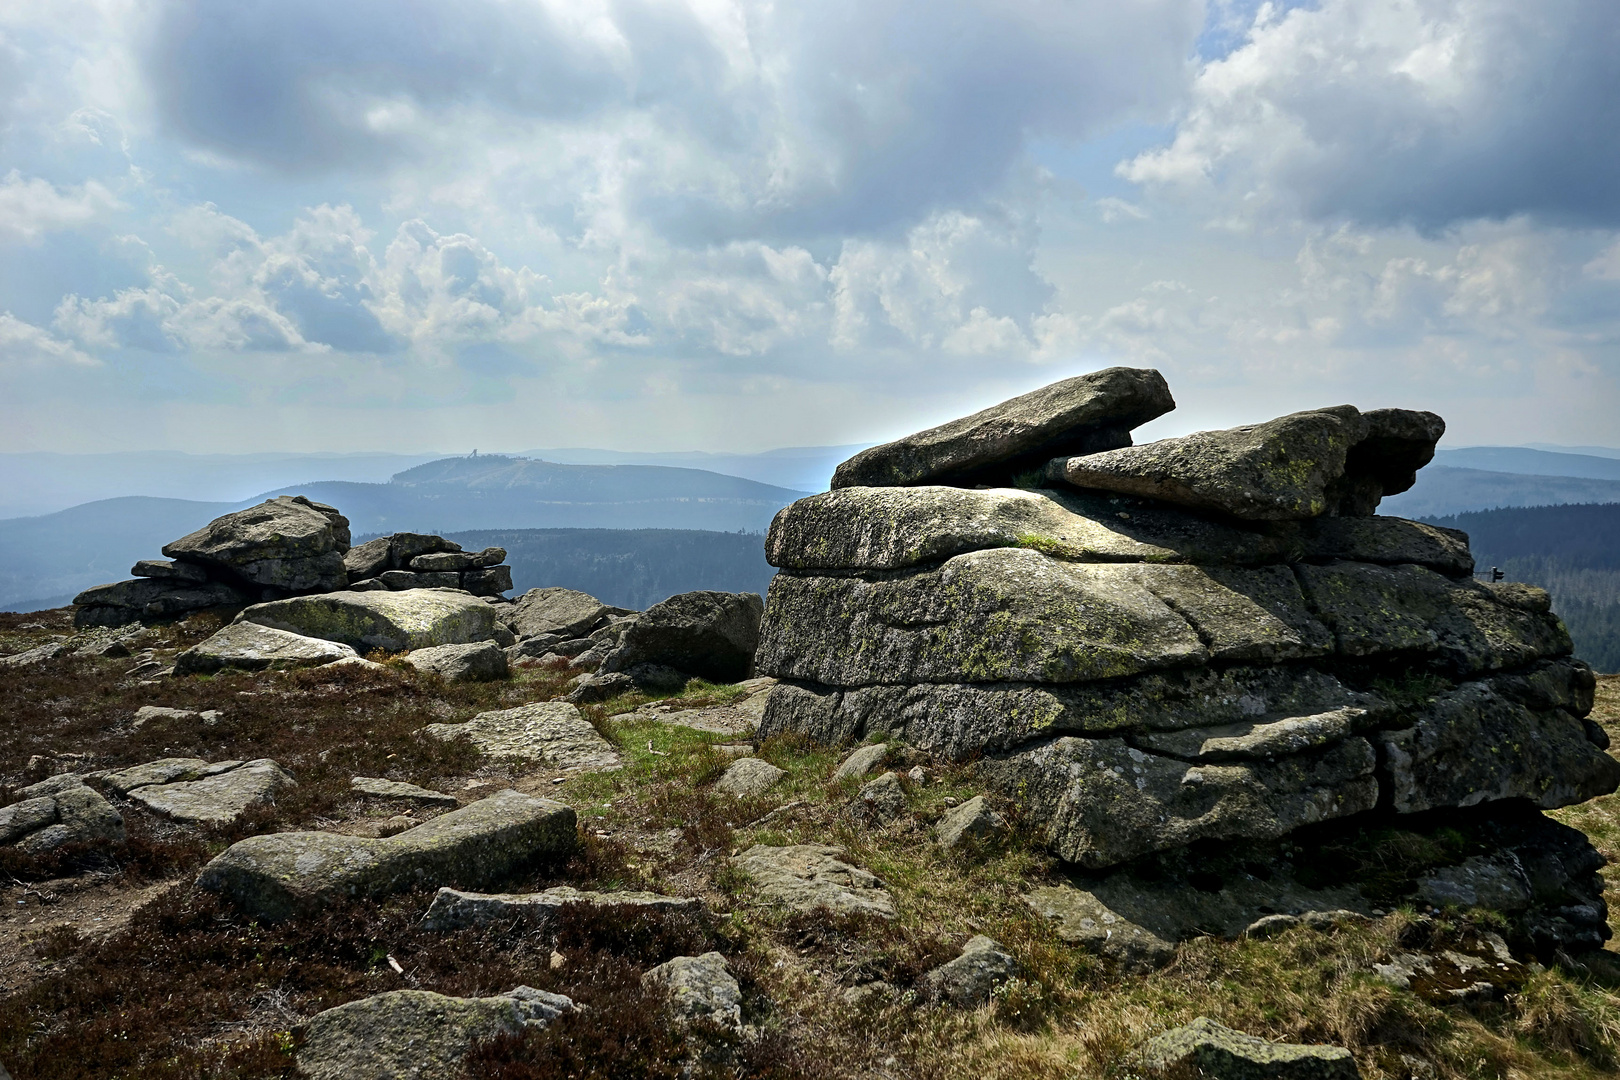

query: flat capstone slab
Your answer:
[237,588,501,652]
[299,986,572,1080]
[174,622,358,675]
[421,885,704,931]
[195,789,577,920]
[1134,1016,1360,1080]
[729,844,896,919]
[423,702,622,772]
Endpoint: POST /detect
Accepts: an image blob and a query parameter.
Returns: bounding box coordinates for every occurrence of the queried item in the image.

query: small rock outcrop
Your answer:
[236,588,502,652]
[714,757,784,797]
[643,952,744,1032]
[755,369,1619,956]
[421,885,704,931]
[1,779,124,853]
[935,796,1004,850]
[164,495,351,593]
[195,790,576,920]
[600,590,764,684]
[1134,1017,1360,1080]
[729,844,896,919]
[299,986,573,1080]
[345,532,513,597]
[423,703,622,772]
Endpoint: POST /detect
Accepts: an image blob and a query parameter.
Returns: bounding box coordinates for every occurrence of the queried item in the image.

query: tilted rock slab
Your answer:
[729,844,896,919]
[1134,1016,1360,1080]
[103,757,295,825]
[299,986,573,1080]
[506,587,616,640]
[1050,405,1442,521]
[832,366,1174,489]
[351,776,459,806]
[196,790,576,920]
[421,884,704,931]
[237,588,500,652]
[174,621,359,675]
[402,641,509,682]
[163,495,350,592]
[423,702,621,771]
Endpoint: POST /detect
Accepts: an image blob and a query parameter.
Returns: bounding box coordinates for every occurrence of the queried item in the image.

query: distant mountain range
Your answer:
[0,455,806,611]
[1381,465,1620,518]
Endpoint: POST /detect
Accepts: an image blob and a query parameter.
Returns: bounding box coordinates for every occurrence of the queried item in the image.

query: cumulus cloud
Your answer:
[0,171,120,241]
[0,312,95,368]
[1122,0,1620,228]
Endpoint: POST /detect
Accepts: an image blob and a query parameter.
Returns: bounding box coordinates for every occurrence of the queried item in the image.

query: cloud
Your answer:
[1121,0,1620,229]
[140,0,1202,241]
[0,171,121,241]
[0,312,95,368]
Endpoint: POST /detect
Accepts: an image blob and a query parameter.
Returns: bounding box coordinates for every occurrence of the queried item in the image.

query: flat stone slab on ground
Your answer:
[122,759,294,825]
[729,844,896,919]
[623,678,776,734]
[423,702,621,772]
[714,757,783,796]
[299,986,573,1080]
[421,885,704,931]
[1024,885,1176,972]
[196,789,577,920]
[1134,1016,1361,1080]
[132,705,221,728]
[174,621,359,675]
[351,776,459,806]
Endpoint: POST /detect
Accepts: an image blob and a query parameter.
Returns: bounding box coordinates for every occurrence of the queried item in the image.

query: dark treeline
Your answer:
[436,528,775,611]
[1424,503,1620,672]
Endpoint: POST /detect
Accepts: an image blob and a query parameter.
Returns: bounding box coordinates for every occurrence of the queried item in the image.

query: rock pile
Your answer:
[72,496,517,628]
[755,367,1620,955]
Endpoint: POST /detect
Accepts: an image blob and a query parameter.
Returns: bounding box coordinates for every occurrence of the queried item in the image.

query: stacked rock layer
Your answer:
[756,369,1619,906]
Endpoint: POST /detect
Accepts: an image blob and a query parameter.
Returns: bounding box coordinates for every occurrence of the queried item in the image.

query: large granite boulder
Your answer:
[506,587,615,640]
[299,986,572,1080]
[163,495,350,593]
[601,590,763,683]
[755,370,1619,954]
[174,622,359,674]
[195,790,576,920]
[832,366,1174,489]
[402,641,509,682]
[72,578,249,628]
[236,588,500,651]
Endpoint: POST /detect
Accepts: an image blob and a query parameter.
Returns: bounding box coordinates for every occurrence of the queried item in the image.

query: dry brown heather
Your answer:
[1,607,1619,1079]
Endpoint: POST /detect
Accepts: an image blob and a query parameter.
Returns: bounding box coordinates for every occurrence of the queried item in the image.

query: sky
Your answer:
[1,0,1618,455]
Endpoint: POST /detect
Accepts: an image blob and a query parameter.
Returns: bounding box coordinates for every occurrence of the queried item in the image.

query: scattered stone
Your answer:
[924,936,1019,1008]
[103,757,295,825]
[729,844,896,919]
[841,981,897,1008]
[237,588,501,651]
[1243,910,1367,940]
[1024,885,1176,972]
[173,621,359,675]
[0,639,75,669]
[833,743,889,782]
[832,366,1174,489]
[601,590,764,684]
[351,776,459,807]
[1134,1017,1360,1080]
[421,885,704,931]
[1371,931,1525,1004]
[163,495,350,591]
[565,671,635,703]
[935,796,1004,849]
[402,641,509,682]
[857,772,907,821]
[423,702,621,772]
[196,789,577,920]
[622,678,776,735]
[643,952,743,1032]
[343,537,392,582]
[299,986,573,1080]
[714,757,784,797]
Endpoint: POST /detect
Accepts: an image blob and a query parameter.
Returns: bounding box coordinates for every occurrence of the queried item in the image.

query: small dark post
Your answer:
[1491,567,1505,582]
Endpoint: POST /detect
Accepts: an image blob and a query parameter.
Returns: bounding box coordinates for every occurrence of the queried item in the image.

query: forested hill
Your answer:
[1423,502,1620,672]
[439,528,774,611]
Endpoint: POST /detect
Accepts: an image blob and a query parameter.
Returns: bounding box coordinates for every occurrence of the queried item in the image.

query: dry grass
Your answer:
[3,620,1620,1078]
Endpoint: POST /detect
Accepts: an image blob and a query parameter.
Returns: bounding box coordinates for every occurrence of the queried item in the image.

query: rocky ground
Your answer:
[1,607,1619,1079]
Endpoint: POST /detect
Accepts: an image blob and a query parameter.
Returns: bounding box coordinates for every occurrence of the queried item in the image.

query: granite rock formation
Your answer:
[755,370,1620,953]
